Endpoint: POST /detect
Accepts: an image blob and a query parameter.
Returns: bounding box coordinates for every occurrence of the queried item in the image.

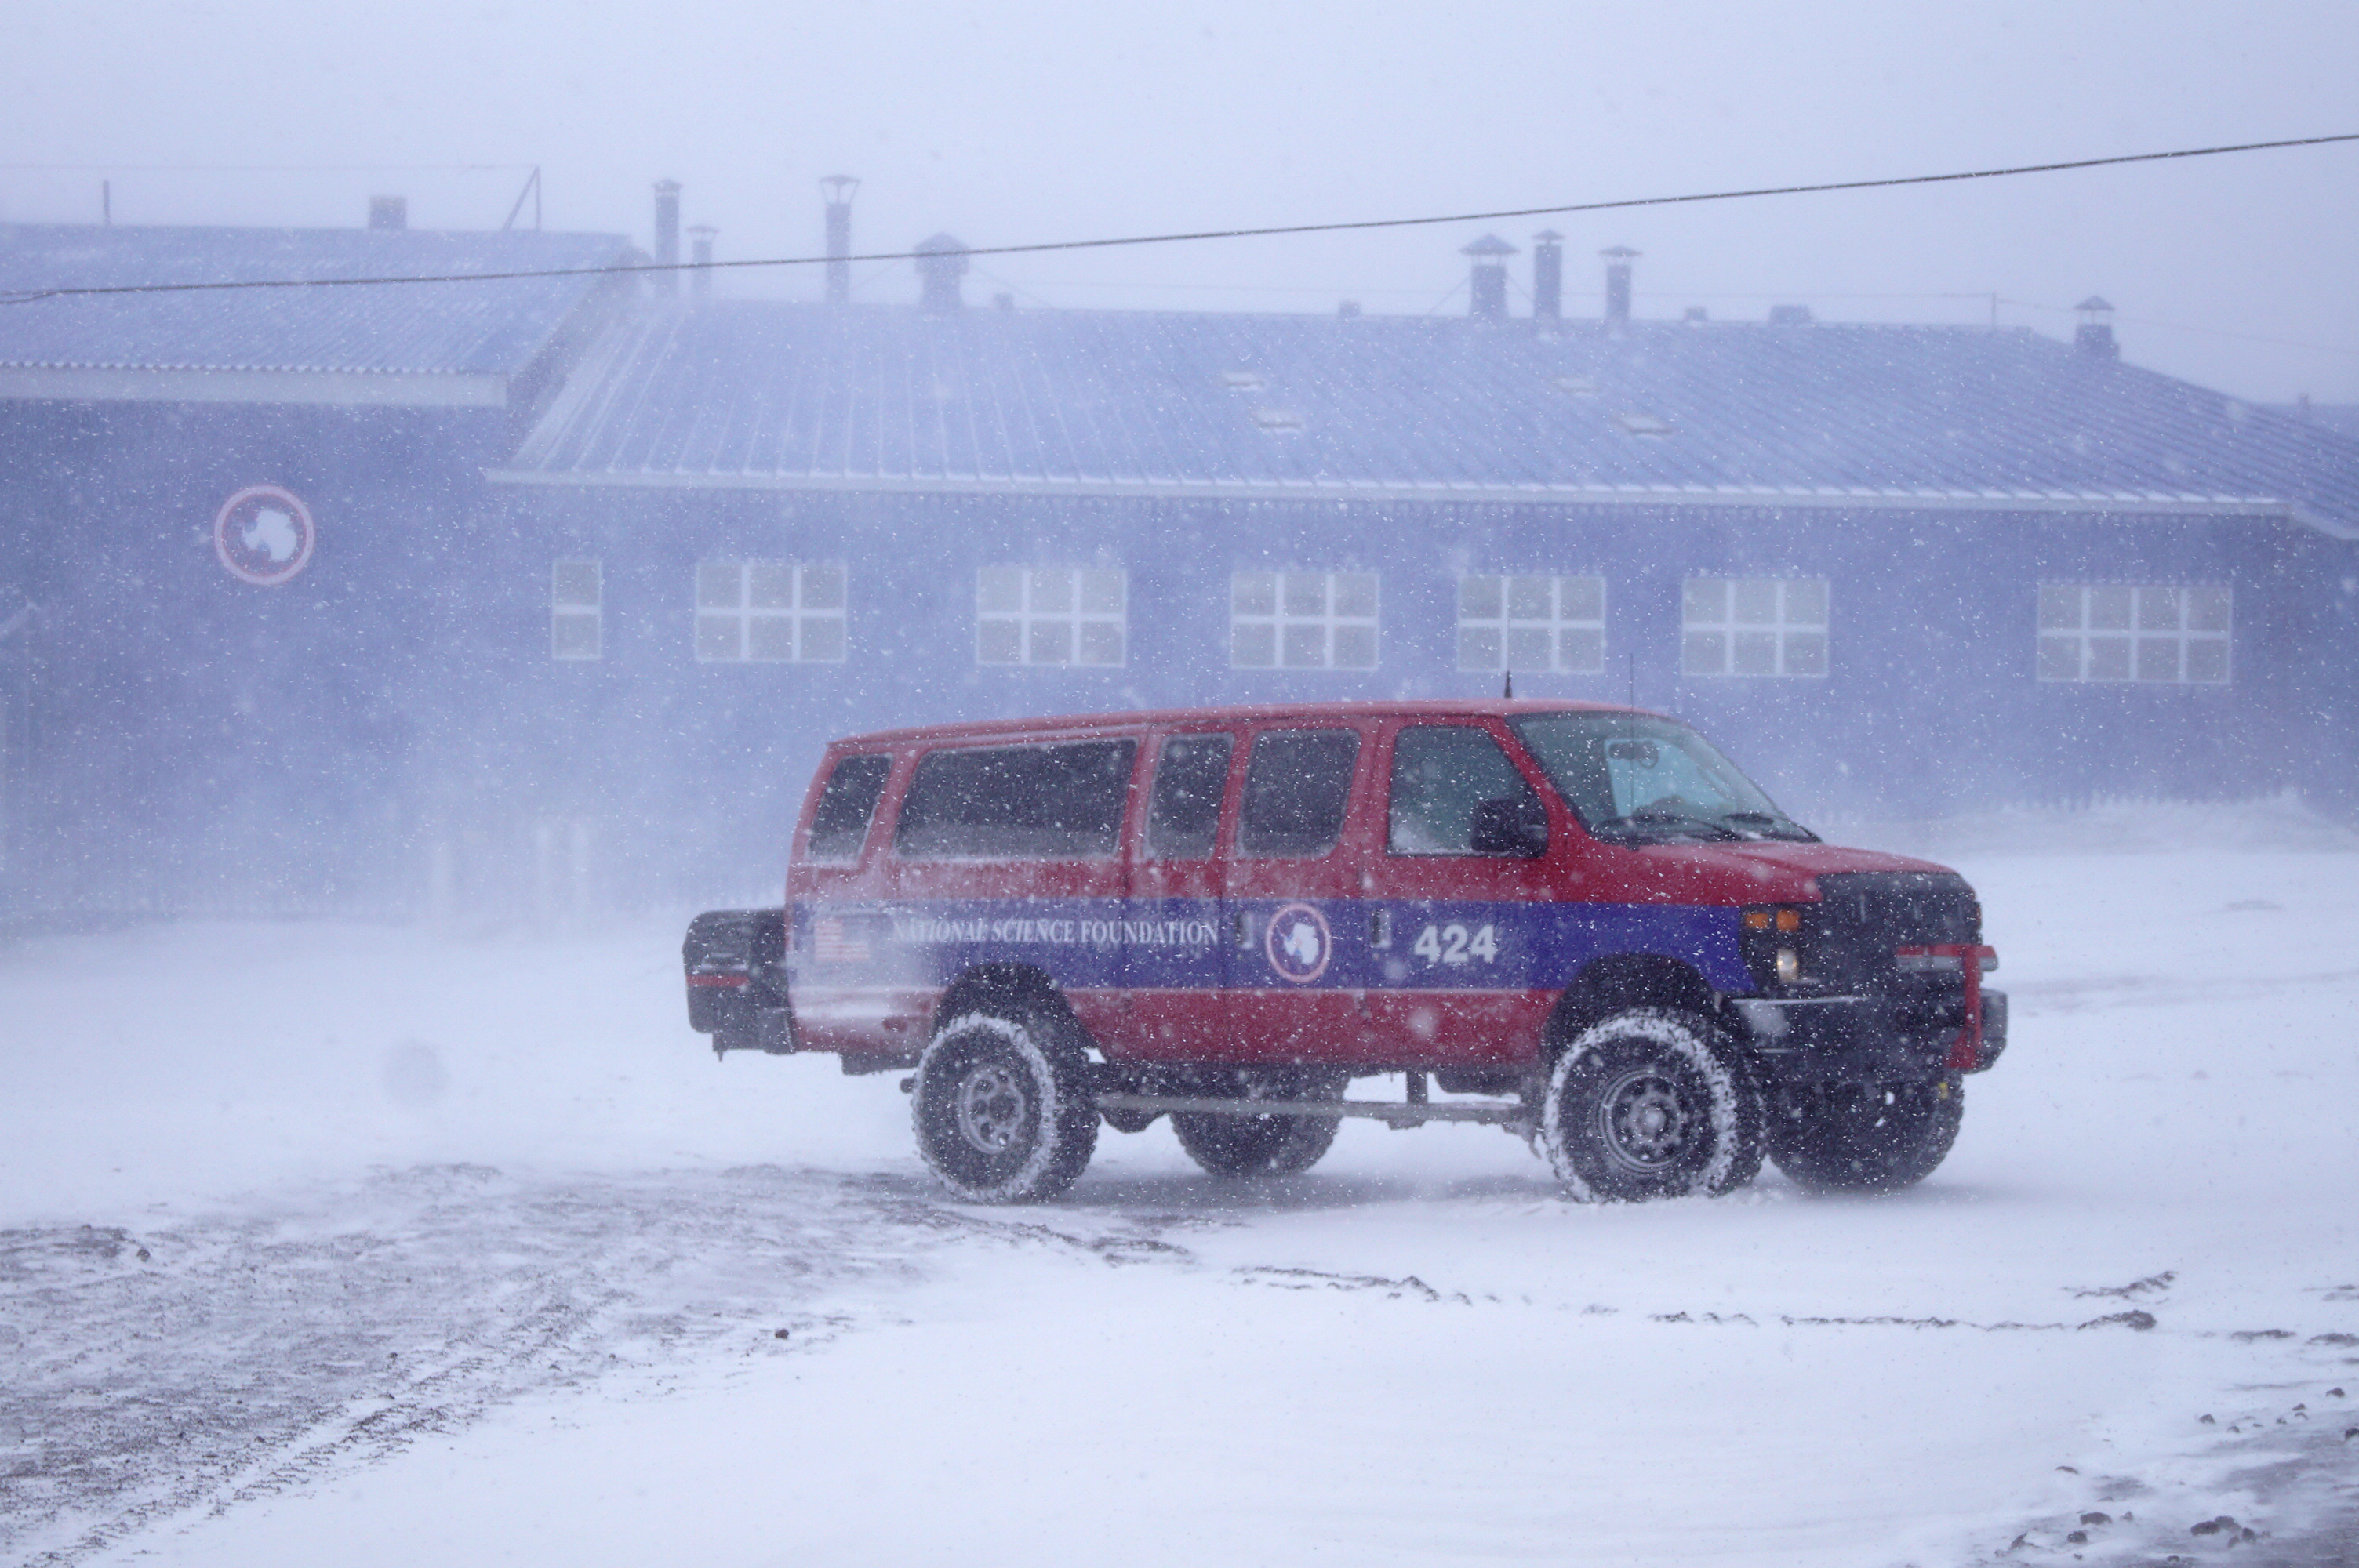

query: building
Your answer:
[0,218,634,915]
[5,212,2357,918]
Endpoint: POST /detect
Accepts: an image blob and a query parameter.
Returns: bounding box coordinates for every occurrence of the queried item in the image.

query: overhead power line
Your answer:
[0,162,534,172]
[3,131,2354,307]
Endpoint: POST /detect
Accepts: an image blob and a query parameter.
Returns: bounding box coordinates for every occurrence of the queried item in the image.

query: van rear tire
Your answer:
[1171,1069,1347,1177]
[911,1008,1099,1203]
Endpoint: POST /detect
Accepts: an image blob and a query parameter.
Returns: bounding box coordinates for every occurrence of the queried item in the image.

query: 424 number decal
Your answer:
[1411,922,1498,966]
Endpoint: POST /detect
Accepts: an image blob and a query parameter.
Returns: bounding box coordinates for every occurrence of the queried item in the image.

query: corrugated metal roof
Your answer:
[0,223,633,377]
[496,301,2359,537]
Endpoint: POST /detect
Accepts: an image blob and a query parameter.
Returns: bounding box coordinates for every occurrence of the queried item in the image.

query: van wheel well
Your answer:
[1547,955,1723,1057]
[932,965,1077,1044]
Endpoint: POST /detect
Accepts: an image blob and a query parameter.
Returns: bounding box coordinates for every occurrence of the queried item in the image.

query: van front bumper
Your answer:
[1732,989,2008,1083]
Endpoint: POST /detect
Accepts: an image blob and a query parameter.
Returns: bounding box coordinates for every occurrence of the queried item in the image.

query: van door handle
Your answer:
[1369,908,1392,948]
[1232,912,1252,949]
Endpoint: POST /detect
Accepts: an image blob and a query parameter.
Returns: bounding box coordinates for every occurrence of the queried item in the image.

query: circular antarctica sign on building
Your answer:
[213,485,315,586]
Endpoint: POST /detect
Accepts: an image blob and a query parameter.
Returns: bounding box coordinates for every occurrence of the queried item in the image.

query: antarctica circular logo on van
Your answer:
[1263,902,1332,985]
[213,485,315,586]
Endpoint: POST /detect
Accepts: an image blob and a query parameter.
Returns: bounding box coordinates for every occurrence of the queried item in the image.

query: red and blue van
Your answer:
[684,701,2004,1203]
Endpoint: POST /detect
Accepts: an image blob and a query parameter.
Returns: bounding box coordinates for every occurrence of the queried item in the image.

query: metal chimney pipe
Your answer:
[1460,234,1518,322]
[687,226,716,296]
[369,195,407,230]
[821,176,860,303]
[1601,246,1639,336]
[652,180,681,297]
[915,234,969,314]
[1532,230,1564,325]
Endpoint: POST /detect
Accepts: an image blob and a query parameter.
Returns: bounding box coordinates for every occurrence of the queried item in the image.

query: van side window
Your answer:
[894,740,1138,859]
[1389,726,1547,856]
[1238,729,1361,858]
[1145,734,1234,858]
[805,754,892,862]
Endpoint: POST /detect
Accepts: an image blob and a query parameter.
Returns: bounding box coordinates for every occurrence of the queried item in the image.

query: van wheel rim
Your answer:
[1595,1069,1689,1172]
[954,1063,1030,1152]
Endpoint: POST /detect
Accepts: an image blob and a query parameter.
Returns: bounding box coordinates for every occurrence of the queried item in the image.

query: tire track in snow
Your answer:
[0,1164,950,1565]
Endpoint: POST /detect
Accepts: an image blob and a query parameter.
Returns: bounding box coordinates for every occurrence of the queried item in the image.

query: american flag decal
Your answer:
[812,917,871,965]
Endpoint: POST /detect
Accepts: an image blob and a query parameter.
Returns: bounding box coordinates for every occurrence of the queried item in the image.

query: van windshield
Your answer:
[1509,713,1816,844]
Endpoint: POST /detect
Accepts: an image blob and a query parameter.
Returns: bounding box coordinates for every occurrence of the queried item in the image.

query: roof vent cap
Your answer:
[1767,303,1814,325]
[2074,295,2119,358]
[1462,233,1518,321]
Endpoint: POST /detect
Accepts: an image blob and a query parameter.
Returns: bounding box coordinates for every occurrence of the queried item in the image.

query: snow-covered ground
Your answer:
[5,801,2358,1566]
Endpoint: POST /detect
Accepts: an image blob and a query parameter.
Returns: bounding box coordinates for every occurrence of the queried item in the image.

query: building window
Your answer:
[1458,574,1605,673]
[551,559,601,661]
[696,561,846,662]
[1681,577,1828,677]
[2037,583,2230,684]
[1231,570,1379,670]
[977,566,1125,666]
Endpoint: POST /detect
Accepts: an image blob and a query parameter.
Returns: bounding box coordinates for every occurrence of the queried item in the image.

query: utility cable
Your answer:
[3,131,2354,307]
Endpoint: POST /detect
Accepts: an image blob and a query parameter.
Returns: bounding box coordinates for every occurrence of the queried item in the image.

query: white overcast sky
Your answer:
[5,0,2357,400]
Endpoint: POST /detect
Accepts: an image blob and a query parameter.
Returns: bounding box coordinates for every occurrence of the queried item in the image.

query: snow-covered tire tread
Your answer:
[1170,1073,1345,1178]
[1540,1007,1764,1203]
[911,1007,1098,1203]
[1768,1073,1964,1195]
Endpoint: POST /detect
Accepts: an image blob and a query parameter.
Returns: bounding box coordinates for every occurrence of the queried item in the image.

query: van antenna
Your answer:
[1502,670,1513,700]
[1627,650,1636,706]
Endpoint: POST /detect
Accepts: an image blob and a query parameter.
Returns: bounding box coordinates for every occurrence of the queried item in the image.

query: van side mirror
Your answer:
[1470,794,1549,857]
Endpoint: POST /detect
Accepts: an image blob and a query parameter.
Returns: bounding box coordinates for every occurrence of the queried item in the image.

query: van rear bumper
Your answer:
[1733,989,2007,1083]
[683,909,794,1055]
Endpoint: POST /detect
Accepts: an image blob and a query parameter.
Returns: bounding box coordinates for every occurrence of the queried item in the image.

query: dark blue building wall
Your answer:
[474,485,2359,906]
[5,418,2351,918]
[0,398,511,914]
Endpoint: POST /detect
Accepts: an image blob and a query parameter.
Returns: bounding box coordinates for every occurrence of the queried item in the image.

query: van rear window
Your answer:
[1239,729,1361,858]
[805,753,892,862]
[894,740,1138,859]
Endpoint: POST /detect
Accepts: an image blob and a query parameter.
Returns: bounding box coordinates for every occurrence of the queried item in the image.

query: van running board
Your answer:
[1094,1092,1528,1131]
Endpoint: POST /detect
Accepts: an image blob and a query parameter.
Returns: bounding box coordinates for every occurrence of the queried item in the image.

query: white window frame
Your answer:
[551,559,602,662]
[1230,570,1379,670]
[1457,574,1607,674]
[976,565,1126,667]
[1681,576,1829,678]
[2037,583,2231,685]
[695,561,847,664]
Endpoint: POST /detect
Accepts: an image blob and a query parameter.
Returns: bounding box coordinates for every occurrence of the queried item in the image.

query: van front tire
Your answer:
[1540,1007,1764,1202]
[912,1009,1099,1203]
